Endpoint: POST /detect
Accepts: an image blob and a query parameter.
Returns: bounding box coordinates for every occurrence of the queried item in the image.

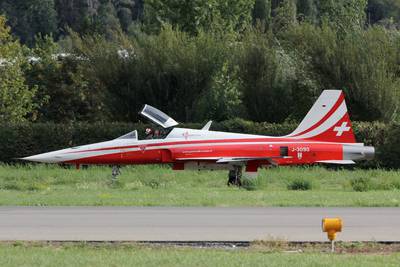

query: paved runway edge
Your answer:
[0,207,399,242]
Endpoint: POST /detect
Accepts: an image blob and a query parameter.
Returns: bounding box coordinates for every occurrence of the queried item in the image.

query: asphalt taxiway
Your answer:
[0,207,399,241]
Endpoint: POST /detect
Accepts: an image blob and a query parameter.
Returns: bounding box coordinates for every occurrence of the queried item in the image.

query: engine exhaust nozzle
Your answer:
[343,145,375,161]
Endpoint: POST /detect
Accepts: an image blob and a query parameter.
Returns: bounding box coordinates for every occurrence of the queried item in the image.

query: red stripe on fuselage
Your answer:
[66,137,308,154]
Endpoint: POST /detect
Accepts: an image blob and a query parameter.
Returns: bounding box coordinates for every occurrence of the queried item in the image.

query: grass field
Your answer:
[0,164,399,206]
[0,242,399,267]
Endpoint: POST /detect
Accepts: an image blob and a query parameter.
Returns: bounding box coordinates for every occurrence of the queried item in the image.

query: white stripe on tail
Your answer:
[287,90,356,143]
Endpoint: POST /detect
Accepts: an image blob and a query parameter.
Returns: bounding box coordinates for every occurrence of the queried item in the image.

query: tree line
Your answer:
[1,0,400,46]
[0,0,399,124]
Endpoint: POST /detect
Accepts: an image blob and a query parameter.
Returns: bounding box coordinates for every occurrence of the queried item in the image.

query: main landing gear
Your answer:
[227,166,242,187]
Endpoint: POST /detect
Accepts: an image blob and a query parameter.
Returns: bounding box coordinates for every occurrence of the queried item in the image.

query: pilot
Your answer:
[154,129,160,139]
[145,128,154,139]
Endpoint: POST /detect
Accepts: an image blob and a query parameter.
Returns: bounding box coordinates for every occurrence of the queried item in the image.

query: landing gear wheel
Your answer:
[227,166,242,187]
[111,165,121,182]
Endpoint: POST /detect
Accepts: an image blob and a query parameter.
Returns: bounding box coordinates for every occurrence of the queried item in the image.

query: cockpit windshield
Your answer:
[115,130,138,140]
[140,105,178,128]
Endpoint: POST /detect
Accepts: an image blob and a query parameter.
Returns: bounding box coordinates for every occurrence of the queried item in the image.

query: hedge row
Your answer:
[0,119,398,168]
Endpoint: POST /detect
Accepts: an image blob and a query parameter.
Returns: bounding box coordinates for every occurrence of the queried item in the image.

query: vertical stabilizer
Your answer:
[287,90,356,143]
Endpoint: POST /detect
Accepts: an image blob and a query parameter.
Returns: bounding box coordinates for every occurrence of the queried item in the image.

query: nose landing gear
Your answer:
[227,166,242,186]
[111,165,121,182]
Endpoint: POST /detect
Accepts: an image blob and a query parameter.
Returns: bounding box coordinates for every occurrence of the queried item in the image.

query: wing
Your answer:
[175,156,290,165]
[216,157,279,163]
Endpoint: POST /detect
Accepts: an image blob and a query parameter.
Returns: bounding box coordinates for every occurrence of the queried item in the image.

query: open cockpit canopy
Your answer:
[140,104,179,129]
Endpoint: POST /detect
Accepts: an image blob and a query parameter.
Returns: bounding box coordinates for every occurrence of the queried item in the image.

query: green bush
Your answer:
[287,179,312,191]
[241,178,259,191]
[145,179,161,189]
[0,180,47,191]
[377,123,400,169]
[110,181,125,189]
[376,180,400,191]
[391,182,400,190]
[350,177,372,192]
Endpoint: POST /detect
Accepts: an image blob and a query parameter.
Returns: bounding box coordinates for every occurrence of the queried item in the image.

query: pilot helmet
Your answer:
[145,128,153,135]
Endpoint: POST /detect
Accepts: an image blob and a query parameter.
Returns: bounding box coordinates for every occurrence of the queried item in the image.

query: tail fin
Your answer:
[287,90,356,143]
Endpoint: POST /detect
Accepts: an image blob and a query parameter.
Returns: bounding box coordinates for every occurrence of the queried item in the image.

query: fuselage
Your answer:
[23,127,375,172]
[22,90,376,180]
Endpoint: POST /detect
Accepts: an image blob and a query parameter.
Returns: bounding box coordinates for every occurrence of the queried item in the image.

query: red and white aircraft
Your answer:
[23,90,374,185]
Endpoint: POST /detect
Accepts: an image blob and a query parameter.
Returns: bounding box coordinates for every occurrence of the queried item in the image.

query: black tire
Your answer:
[227,170,236,186]
[227,169,242,186]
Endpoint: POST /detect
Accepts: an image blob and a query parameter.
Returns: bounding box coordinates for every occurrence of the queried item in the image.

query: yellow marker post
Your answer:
[322,218,342,252]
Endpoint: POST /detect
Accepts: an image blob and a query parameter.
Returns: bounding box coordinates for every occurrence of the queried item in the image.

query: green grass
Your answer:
[0,243,399,267]
[0,164,399,206]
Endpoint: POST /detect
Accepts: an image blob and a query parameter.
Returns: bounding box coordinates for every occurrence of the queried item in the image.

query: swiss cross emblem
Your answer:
[139,145,146,152]
[333,122,351,136]
[297,152,303,160]
[182,131,190,140]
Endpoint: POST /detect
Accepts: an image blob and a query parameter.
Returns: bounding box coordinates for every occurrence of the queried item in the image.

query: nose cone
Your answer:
[21,150,66,163]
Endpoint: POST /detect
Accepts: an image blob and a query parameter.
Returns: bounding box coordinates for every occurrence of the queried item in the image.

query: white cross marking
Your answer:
[182,131,190,140]
[334,122,350,136]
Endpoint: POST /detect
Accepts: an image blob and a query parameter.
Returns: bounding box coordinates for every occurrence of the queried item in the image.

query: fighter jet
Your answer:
[23,90,375,185]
